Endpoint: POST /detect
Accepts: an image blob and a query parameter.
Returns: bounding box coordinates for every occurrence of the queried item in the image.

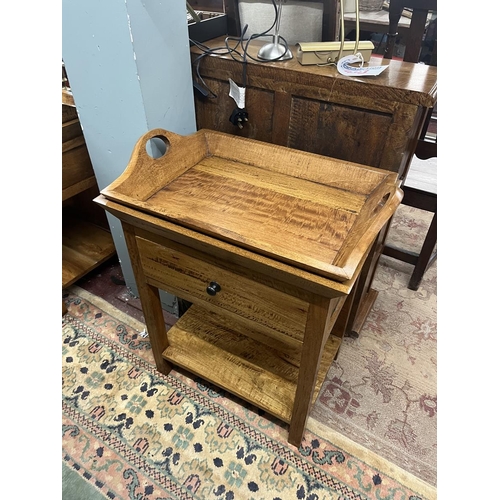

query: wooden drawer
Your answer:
[62,118,84,143]
[135,235,309,346]
[62,144,95,190]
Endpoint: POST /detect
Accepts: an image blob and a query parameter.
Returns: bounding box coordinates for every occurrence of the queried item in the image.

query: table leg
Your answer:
[288,295,342,447]
[347,224,388,337]
[331,279,359,354]
[122,222,173,376]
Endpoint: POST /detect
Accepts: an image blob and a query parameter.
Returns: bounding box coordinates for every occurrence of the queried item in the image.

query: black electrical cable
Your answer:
[190,39,244,98]
[191,0,290,96]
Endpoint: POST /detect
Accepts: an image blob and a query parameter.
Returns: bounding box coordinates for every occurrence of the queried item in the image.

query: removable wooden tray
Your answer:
[101,129,402,282]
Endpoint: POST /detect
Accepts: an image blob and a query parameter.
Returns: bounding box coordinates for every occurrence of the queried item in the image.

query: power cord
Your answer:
[190,38,244,99]
[190,0,290,128]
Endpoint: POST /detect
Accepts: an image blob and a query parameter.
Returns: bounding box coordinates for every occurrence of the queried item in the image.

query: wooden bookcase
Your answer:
[62,90,116,289]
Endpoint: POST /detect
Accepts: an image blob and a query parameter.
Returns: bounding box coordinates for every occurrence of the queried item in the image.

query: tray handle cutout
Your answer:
[369,184,402,226]
[145,134,171,159]
[100,129,209,202]
[135,129,182,161]
[333,181,403,278]
[372,191,391,216]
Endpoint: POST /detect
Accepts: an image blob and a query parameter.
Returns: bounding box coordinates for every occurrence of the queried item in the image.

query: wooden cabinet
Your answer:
[62,103,96,201]
[191,37,437,179]
[96,128,402,445]
[62,92,116,288]
[190,38,437,334]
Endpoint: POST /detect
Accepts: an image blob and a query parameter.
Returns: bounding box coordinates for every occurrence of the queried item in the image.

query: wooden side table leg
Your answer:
[348,227,387,337]
[288,296,342,447]
[331,281,359,358]
[123,223,173,376]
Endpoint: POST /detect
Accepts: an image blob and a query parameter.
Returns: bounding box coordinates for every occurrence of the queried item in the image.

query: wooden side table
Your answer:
[96,128,402,446]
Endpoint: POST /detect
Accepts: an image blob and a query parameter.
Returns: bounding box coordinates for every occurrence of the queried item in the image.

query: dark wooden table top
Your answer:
[191,36,437,108]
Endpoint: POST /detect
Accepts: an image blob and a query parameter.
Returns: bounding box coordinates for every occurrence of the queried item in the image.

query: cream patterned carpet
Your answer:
[312,203,437,486]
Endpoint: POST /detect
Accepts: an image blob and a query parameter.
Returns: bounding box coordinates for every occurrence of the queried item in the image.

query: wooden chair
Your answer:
[384,0,437,64]
[225,0,340,43]
[383,153,436,290]
[382,0,437,290]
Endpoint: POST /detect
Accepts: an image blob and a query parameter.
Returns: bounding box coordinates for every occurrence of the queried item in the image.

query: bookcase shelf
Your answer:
[62,100,115,289]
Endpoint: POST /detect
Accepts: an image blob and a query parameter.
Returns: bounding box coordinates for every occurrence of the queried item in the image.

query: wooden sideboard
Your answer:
[191,37,437,180]
[190,38,437,334]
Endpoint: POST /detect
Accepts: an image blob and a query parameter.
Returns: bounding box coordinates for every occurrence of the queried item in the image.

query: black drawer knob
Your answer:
[206,281,221,296]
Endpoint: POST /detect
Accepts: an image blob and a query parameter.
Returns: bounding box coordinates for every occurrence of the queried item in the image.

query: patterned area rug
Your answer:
[312,205,437,486]
[62,282,436,500]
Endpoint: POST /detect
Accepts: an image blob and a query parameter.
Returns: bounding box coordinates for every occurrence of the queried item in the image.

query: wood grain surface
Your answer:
[101,129,401,282]
[163,304,341,424]
[135,235,309,344]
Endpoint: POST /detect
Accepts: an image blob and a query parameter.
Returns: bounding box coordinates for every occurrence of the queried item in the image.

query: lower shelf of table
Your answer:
[162,304,341,424]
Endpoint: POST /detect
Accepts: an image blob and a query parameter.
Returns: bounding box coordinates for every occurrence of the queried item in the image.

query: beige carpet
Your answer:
[311,204,437,486]
[63,284,436,500]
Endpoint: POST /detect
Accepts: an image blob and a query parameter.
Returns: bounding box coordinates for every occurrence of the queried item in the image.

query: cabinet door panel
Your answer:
[195,78,275,142]
[288,98,392,167]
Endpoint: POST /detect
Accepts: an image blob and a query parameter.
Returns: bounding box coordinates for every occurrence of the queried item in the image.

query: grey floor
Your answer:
[62,462,108,500]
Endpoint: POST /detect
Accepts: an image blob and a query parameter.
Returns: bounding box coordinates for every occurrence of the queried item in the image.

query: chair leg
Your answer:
[408,212,437,290]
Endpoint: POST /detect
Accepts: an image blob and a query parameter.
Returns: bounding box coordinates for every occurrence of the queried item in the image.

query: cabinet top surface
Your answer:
[191,37,437,106]
[101,129,402,282]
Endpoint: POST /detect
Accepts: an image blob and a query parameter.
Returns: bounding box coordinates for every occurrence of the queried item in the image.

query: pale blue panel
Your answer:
[126,0,196,132]
[62,0,195,314]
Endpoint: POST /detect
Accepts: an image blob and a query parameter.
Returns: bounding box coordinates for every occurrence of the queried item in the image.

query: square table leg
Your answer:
[288,295,344,446]
[122,222,173,376]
